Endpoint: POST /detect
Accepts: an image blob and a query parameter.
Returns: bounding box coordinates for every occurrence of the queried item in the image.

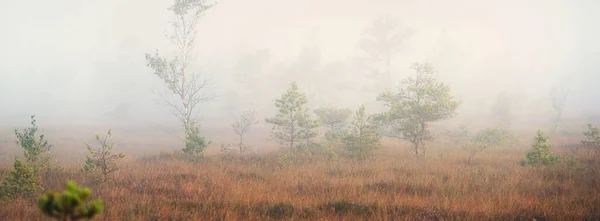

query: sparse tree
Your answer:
[445,125,470,147]
[145,0,216,156]
[582,124,600,148]
[358,14,414,90]
[14,115,53,174]
[343,105,381,158]
[550,85,569,133]
[0,159,41,199]
[468,128,509,163]
[523,130,560,166]
[84,129,125,182]
[377,62,460,156]
[232,109,259,155]
[38,181,103,221]
[314,106,352,144]
[266,82,319,153]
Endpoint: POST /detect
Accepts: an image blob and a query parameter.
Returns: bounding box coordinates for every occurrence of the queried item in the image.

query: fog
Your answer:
[1,0,599,132]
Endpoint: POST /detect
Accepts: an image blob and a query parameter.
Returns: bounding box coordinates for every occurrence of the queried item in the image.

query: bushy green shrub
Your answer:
[38,181,103,220]
[522,130,559,166]
[0,159,41,199]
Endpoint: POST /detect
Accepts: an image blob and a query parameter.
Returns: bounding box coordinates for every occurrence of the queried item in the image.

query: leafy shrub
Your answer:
[38,181,103,220]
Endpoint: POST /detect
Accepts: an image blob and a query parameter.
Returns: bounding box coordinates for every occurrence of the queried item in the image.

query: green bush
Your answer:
[522,130,559,166]
[38,181,103,220]
[0,159,41,199]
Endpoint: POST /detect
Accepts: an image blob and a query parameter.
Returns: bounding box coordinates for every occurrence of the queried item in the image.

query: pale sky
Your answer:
[0,0,598,128]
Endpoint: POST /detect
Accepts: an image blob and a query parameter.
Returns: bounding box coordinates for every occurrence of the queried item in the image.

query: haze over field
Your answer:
[2,1,600,220]
[0,0,599,130]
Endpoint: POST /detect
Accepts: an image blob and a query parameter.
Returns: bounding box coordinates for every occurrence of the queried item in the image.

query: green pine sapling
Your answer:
[38,181,103,221]
[84,129,125,182]
[0,159,41,199]
[523,130,560,166]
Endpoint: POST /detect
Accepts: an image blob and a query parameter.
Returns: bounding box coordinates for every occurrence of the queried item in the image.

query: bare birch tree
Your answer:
[232,109,259,155]
[145,0,216,156]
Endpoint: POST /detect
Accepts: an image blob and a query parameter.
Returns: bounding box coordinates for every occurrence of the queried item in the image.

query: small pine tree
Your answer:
[523,130,559,166]
[0,159,41,199]
[38,181,104,221]
[82,157,96,172]
[14,115,53,173]
[343,105,381,158]
[376,62,460,156]
[85,129,125,182]
[266,81,319,153]
[182,125,211,157]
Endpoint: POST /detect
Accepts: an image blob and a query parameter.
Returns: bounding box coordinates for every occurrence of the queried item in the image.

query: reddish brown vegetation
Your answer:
[0,142,598,220]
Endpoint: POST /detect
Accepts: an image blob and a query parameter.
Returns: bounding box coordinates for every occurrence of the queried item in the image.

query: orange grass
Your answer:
[0,143,599,221]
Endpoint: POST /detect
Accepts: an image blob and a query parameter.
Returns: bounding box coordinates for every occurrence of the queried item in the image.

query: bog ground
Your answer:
[0,129,598,221]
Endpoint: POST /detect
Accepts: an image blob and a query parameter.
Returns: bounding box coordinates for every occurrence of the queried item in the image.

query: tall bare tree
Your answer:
[145,0,216,155]
[551,85,569,133]
[357,14,414,91]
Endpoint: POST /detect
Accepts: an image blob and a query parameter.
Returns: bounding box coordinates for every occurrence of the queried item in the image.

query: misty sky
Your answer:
[0,0,598,128]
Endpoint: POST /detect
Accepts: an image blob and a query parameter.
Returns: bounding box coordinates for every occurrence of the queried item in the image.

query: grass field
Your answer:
[0,134,598,221]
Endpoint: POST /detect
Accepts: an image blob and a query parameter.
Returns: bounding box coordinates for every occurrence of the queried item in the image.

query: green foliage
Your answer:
[468,128,509,163]
[38,181,103,221]
[14,115,53,173]
[314,106,352,144]
[266,81,319,153]
[581,124,600,147]
[0,159,41,199]
[182,125,211,158]
[523,130,560,166]
[343,105,381,158]
[376,62,460,156]
[82,157,96,173]
[84,129,125,182]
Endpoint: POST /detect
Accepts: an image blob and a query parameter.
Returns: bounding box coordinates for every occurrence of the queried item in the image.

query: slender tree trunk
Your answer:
[239,134,244,155]
[414,142,419,156]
